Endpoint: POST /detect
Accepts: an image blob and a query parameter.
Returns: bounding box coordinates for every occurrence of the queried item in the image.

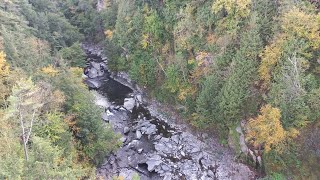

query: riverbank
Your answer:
[82,43,257,180]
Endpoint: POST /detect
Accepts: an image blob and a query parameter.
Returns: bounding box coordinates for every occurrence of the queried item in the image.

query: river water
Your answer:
[83,45,256,180]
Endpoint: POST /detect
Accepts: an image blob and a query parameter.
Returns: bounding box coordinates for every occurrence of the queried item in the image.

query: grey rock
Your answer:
[191,147,201,153]
[123,127,130,134]
[136,94,143,103]
[146,155,162,172]
[85,79,101,88]
[181,151,186,157]
[161,164,170,171]
[102,112,108,121]
[145,124,157,135]
[153,135,162,141]
[128,140,140,149]
[123,98,135,112]
[136,130,142,139]
[164,174,172,180]
[120,137,127,143]
[172,135,180,144]
[236,126,249,154]
[202,133,209,139]
[207,170,214,177]
[87,68,98,78]
[137,148,143,154]
[106,109,114,116]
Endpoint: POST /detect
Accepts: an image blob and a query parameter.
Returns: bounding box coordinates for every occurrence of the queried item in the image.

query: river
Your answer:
[82,44,256,180]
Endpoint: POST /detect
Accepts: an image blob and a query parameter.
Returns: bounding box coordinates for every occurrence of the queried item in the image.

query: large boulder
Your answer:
[88,68,98,78]
[85,79,101,89]
[146,155,162,172]
[123,98,136,112]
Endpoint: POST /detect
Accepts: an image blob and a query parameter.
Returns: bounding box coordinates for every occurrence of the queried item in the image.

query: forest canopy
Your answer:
[0,0,319,179]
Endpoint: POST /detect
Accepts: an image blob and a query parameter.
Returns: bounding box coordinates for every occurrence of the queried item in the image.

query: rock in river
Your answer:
[123,97,135,112]
[123,126,130,134]
[146,155,162,172]
[136,130,142,139]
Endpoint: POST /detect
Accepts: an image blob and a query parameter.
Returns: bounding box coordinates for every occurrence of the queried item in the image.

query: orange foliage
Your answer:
[246,104,287,152]
[258,35,286,89]
[0,51,9,77]
[104,29,113,40]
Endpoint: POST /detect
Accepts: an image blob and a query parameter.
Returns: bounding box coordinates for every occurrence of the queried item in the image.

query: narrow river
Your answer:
[82,44,256,180]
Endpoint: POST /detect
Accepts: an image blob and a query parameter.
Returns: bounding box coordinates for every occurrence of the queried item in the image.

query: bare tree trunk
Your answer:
[18,101,36,161]
[19,109,28,161]
[155,57,167,77]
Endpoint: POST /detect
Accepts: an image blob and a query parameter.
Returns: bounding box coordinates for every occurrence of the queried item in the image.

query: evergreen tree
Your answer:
[219,15,263,126]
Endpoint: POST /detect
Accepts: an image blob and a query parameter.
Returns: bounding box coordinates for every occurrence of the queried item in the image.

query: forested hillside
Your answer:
[0,0,120,179]
[94,0,320,179]
[1,0,320,179]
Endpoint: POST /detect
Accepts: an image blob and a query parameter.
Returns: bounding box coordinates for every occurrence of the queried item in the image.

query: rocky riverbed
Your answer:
[82,44,256,180]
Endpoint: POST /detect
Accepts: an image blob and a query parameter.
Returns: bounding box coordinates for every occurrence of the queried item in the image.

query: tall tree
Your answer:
[246,104,286,152]
[219,14,263,126]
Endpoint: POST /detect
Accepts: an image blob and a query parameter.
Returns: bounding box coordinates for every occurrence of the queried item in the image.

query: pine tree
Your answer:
[219,14,263,126]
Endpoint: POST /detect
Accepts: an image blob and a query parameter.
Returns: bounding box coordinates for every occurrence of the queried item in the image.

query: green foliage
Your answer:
[195,73,223,127]
[164,65,181,94]
[25,136,86,180]
[129,50,156,88]
[48,69,120,165]
[306,88,320,121]
[0,0,119,177]
[219,16,263,126]
[59,42,86,67]
[21,0,83,48]
[1,0,320,179]
[132,173,141,180]
[71,89,120,165]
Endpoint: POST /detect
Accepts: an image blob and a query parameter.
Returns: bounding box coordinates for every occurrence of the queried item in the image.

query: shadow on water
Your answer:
[150,119,175,138]
[97,78,133,105]
[131,106,175,138]
[85,52,133,105]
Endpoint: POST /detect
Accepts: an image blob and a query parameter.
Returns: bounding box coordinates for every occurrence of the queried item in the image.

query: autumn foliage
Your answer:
[246,104,286,152]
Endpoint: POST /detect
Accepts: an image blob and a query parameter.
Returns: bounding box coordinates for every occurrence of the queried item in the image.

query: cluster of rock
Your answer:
[83,60,108,89]
[96,92,255,180]
[82,43,106,58]
[83,43,256,180]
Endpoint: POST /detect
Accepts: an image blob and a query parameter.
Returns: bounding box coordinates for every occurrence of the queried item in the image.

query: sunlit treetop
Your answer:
[0,51,10,77]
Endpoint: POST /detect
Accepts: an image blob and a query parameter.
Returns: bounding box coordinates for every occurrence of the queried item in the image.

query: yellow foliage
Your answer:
[259,8,320,89]
[178,85,196,101]
[191,52,211,83]
[246,104,286,153]
[187,59,195,65]
[70,67,86,84]
[104,29,113,40]
[0,51,9,77]
[196,52,210,65]
[287,127,299,138]
[64,114,80,134]
[70,67,83,76]
[141,34,149,49]
[281,7,320,49]
[41,65,59,77]
[51,90,66,110]
[212,0,251,18]
[258,35,286,89]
